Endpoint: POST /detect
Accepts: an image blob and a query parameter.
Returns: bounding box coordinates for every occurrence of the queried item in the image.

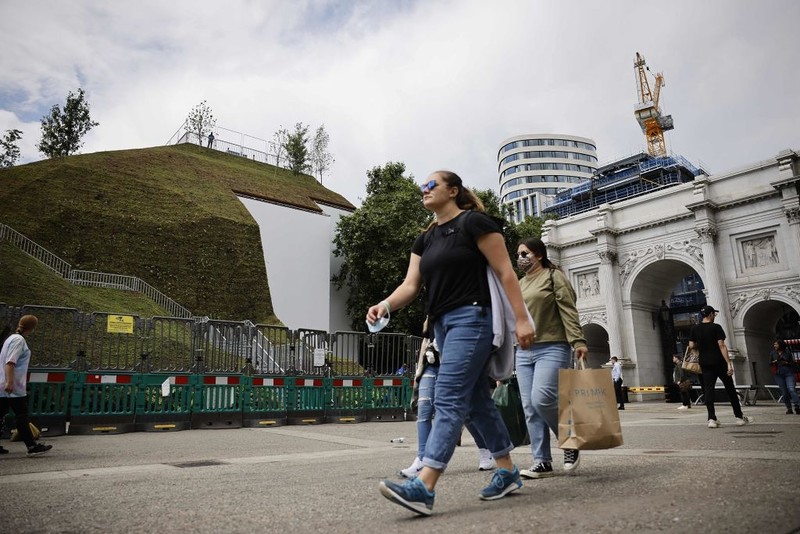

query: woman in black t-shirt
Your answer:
[688,305,753,428]
[367,170,534,516]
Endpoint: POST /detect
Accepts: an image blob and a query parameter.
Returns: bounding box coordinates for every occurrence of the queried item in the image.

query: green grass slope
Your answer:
[0,143,355,323]
[0,242,169,317]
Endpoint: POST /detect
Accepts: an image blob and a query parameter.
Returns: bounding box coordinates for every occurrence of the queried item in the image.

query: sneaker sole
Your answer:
[478,465,496,471]
[479,480,522,501]
[520,470,555,479]
[563,458,581,473]
[379,481,432,516]
[26,450,51,457]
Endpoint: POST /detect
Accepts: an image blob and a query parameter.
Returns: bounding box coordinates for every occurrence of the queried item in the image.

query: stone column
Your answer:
[598,250,624,358]
[695,224,736,353]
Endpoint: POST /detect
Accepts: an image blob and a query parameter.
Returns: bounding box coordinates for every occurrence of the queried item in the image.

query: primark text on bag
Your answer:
[558,361,623,450]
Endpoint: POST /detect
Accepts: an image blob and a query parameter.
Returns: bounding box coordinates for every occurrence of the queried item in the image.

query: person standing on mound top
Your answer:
[688,305,753,429]
[0,315,53,457]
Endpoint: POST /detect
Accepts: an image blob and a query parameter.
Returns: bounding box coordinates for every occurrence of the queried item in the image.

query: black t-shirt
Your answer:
[411,210,501,320]
[688,322,726,366]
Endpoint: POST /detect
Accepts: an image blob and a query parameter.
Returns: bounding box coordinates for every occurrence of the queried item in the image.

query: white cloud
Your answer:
[1,0,798,204]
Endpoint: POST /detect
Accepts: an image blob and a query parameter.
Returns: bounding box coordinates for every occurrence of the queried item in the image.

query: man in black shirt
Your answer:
[688,305,753,428]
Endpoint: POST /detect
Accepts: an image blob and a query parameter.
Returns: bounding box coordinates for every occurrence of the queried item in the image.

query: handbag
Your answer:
[492,376,530,447]
[557,360,624,450]
[681,346,702,374]
[678,378,693,392]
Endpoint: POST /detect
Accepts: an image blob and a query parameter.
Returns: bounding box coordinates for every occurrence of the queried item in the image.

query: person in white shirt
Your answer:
[0,315,52,457]
[611,356,624,410]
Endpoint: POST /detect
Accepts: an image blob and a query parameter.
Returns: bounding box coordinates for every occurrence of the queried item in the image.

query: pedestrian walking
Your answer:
[367,170,534,516]
[611,356,624,410]
[514,237,586,480]
[769,339,800,414]
[689,305,753,428]
[0,314,53,457]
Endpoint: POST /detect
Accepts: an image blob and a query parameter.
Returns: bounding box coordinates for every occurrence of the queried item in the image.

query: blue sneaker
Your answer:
[379,477,435,516]
[479,466,522,500]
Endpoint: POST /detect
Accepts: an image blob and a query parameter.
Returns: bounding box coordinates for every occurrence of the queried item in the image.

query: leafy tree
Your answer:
[516,215,552,240]
[37,88,99,158]
[272,127,289,168]
[333,162,431,334]
[310,124,334,183]
[285,122,310,175]
[186,100,216,146]
[0,129,22,167]
[474,188,519,260]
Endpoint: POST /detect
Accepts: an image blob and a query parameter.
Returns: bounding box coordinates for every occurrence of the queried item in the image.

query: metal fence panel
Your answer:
[251,324,293,374]
[145,317,195,372]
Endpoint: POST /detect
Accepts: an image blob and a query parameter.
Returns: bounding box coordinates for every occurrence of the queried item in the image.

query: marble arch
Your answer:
[541,149,800,389]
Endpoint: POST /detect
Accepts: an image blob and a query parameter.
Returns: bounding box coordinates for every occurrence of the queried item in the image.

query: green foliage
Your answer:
[0,129,22,167]
[516,215,554,240]
[272,127,288,167]
[333,162,431,335]
[186,100,216,146]
[311,124,334,183]
[37,88,99,158]
[285,122,311,176]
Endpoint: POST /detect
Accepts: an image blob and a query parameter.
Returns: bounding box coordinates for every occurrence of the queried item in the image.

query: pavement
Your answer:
[1,400,799,534]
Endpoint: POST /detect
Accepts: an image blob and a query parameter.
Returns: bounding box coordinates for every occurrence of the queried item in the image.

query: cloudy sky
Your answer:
[1,0,798,206]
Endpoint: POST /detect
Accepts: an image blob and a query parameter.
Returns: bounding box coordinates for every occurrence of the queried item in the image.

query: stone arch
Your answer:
[581,321,610,368]
[738,297,800,386]
[624,256,703,386]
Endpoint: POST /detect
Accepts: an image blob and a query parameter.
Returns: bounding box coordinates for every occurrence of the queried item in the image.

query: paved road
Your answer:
[1,401,799,533]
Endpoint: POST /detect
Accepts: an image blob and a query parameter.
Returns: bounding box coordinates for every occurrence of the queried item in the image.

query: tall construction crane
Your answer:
[634,52,673,157]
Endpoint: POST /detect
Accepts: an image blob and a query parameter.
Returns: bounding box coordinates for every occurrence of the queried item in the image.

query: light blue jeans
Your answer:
[423,305,512,471]
[416,364,489,459]
[775,372,799,408]
[515,342,572,463]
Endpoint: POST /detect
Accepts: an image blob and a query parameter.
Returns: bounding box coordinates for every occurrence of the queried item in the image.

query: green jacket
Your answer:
[519,267,586,349]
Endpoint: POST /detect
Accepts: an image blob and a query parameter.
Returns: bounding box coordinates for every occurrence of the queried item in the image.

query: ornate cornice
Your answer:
[785,206,800,224]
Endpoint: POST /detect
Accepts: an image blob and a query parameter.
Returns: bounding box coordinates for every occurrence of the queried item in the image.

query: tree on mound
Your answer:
[38,88,99,158]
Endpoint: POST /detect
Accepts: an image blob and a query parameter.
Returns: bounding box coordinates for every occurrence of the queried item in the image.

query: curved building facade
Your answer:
[498,134,598,222]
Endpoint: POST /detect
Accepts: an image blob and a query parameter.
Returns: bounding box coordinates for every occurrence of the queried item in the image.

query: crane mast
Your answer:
[634,52,673,157]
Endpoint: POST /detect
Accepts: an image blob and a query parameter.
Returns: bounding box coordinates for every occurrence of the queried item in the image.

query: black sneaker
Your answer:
[0,445,9,455]
[563,449,581,473]
[26,443,52,457]
[520,461,554,479]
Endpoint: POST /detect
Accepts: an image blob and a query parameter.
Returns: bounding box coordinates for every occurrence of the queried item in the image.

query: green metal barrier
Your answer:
[286,377,326,425]
[135,374,193,432]
[26,370,74,436]
[324,377,366,423]
[243,376,287,427]
[366,377,409,422]
[69,372,138,435]
[191,374,243,429]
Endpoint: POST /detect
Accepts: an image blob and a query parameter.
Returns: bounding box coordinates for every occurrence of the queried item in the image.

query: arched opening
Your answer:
[741,300,800,386]
[627,259,702,386]
[583,323,609,368]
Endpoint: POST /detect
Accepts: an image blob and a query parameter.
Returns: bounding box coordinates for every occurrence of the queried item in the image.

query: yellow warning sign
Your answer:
[107,315,134,334]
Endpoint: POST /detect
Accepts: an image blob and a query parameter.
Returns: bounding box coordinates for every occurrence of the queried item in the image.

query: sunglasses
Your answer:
[517,251,531,258]
[420,179,439,193]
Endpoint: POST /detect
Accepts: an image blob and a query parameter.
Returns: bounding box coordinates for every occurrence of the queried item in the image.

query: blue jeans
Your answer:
[775,372,799,407]
[515,342,572,463]
[423,305,512,471]
[416,364,489,459]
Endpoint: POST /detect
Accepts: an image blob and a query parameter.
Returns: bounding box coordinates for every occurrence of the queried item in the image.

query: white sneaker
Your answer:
[707,419,720,428]
[478,448,496,471]
[399,457,423,479]
[735,415,754,426]
[677,405,689,411]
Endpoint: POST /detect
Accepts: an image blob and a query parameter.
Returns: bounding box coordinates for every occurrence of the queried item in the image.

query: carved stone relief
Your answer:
[728,285,800,318]
[577,272,601,299]
[741,236,779,269]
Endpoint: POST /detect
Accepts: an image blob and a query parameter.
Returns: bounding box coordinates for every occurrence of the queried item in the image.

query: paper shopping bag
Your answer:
[558,365,623,450]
